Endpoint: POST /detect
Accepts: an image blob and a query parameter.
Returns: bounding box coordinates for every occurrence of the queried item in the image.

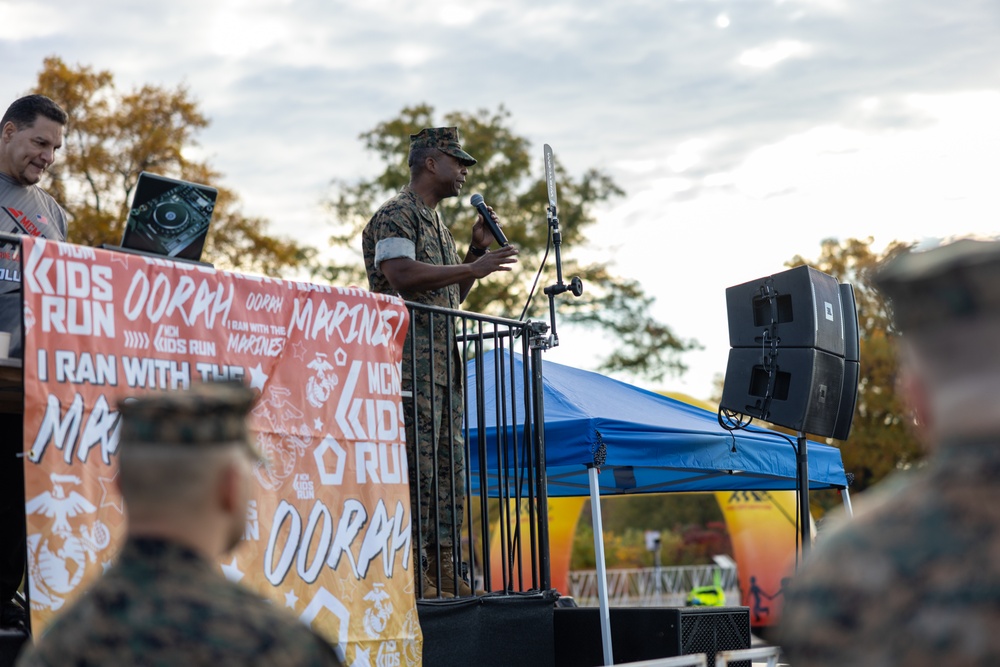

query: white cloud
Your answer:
[389,44,438,68]
[777,0,849,12]
[666,138,714,173]
[737,40,813,69]
[0,1,67,38]
[436,3,481,26]
[724,91,1000,237]
[207,10,290,58]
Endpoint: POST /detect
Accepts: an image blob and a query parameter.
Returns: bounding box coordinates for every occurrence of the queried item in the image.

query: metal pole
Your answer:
[530,341,552,590]
[654,546,662,604]
[841,487,854,518]
[796,432,810,559]
[588,464,614,666]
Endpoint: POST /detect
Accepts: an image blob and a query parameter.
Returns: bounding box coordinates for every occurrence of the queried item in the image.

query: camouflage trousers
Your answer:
[402,376,466,550]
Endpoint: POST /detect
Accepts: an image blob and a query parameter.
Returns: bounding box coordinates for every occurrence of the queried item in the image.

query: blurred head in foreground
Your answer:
[874,238,1000,445]
[778,237,1000,667]
[117,381,260,557]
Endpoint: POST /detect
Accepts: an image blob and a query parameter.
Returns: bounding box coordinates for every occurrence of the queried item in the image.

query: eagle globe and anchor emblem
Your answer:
[306,352,339,408]
[25,473,111,610]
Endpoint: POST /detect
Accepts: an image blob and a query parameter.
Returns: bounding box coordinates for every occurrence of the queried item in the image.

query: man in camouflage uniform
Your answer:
[16,383,343,666]
[778,238,1000,666]
[362,127,517,597]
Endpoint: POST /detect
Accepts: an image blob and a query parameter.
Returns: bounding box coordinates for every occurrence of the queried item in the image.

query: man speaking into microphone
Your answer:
[362,127,518,598]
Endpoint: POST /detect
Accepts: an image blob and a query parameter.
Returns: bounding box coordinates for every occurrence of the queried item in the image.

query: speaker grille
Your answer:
[680,608,752,667]
[553,607,751,667]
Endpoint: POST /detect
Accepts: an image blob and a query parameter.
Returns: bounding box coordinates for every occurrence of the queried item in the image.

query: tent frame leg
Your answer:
[588,464,614,666]
[841,487,854,518]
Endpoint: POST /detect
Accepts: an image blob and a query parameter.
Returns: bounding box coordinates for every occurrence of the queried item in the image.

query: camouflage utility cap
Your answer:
[874,238,1000,333]
[118,382,259,456]
[410,127,477,166]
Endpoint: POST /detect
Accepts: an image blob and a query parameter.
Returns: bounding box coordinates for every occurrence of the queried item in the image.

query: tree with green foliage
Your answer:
[322,104,697,381]
[786,237,922,493]
[30,56,313,275]
[572,494,731,569]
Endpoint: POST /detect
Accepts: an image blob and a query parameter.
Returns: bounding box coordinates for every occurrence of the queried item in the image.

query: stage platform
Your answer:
[419,594,751,667]
[0,628,27,666]
[4,598,753,667]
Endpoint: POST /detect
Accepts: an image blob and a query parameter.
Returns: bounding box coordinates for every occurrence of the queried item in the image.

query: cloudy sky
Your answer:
[3,0,999,400]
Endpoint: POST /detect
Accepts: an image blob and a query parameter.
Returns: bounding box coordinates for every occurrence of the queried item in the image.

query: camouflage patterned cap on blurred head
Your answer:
[118,382,260,457]
[874,238,1000,334]
[410,127,477,166]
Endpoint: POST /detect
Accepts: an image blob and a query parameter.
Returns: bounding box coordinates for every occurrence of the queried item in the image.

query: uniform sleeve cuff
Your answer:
[374,238,416,270]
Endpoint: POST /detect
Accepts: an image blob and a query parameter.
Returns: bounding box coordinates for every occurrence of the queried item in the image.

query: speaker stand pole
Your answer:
[796,432,810,560]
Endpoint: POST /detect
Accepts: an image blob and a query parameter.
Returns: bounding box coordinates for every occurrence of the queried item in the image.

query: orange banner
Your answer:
[716,490,807,628]
[20,237,422,665]
[488,497,585,595]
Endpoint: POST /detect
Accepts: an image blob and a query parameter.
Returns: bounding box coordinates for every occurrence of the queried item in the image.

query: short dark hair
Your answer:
[1,94,68,130]
[408,145,438,177]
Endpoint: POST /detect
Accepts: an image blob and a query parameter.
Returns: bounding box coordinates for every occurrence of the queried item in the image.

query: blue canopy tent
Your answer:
[465,350,848,496]
[465,350,848,666]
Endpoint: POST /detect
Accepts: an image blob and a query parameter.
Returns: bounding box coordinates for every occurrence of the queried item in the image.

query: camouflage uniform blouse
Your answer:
[362,185,463,388]
[778,440,1000,666]
[16,538,342,667]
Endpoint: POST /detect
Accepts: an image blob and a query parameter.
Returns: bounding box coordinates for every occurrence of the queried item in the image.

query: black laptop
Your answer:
[105,172,218,264]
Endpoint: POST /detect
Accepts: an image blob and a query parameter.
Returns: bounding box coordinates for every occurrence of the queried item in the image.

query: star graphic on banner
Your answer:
[313,417,323,432]
[291,340,307,360]
[109,252,130,268]
[220,557,245,583]
[336,574,360,604]
[98,472,124,514]
[284,589,299,609]
[249,363,268,391]
[102,560,113,573]
[354,646,371,665]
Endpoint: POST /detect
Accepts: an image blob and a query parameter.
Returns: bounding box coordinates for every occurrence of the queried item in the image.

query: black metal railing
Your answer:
[403,301,551,598]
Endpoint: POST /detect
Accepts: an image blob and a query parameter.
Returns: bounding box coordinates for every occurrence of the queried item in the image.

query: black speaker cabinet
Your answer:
[553,606,751,667]
[726,265,846,357]
[840,282,859,363]
[1,628,29,667]
[720,347,846,438]
[831,359,859,441]
[419,594,554,667]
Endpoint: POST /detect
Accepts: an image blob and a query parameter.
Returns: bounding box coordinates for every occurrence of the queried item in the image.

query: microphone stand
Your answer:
[542,203,583,349]
[540,144,583,350]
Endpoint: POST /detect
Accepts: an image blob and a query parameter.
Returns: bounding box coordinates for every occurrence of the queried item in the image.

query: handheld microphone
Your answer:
[469,193,509,247]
